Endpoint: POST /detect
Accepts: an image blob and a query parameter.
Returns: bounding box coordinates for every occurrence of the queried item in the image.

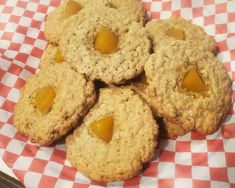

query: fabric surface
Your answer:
[0,0,235,187]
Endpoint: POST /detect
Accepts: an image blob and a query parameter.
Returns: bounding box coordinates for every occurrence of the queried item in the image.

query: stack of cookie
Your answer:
[14,0,231,182]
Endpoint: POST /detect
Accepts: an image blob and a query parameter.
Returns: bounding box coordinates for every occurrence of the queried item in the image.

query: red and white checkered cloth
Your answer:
[0,0,235,187]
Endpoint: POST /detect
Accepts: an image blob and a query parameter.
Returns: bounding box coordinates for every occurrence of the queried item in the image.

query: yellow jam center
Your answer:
[94,27,119,54]
[90,115,114,142]
[33,86,56,114]
[181,67,207,93]
[54,48,64,63]
[64,0,82,17]
[166,28,185,40]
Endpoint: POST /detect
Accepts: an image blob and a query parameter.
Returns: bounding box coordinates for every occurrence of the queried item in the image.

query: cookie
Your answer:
[66,87,158,181]
[14,63,96,146]
[40,44,59,68]
[44,0,89,44]
[145,16,216,53]
[128,75,188,138]
[44,0,146,44]
[60,6,150,84]
[144,41,231,135]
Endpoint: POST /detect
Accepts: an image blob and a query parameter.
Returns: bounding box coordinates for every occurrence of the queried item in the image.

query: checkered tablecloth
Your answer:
[0,0,235,187]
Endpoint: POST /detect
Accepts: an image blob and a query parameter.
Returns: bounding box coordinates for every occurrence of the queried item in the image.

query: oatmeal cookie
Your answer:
[40,44,59,68]
[128,74,189,138]
[44,0,146,44]
[14,63,96,146]
[66,87,158,181]
[60,6,150,84]
[145,16,216,52]
[144,42,231,135]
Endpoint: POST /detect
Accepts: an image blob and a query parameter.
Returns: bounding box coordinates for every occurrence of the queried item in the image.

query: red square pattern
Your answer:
[14,78,26,89]
[1,100,15,112]
[176,141,191,152]
[73,183,89,188]
[216,24,227,34]
[181,0,192,8]
[204,15,215,26]
[158,179,174,188]
[38,175,57,188]
[0,83,11,98]
[175,164,192,178]
[3,6,13,14]
[192,153,208,166]
[59,166,77,181]
[142,162,158,177]
[209,168,228,182]
[7,64,23,76]
[28,158,48,173]
[191,131,206,140]
[215,3,227,14]
[222,125,235,139]
[228,12,235,22]
[0,134,11,148]
[16,1,27,8]
[50,149,66,164]
[13,132,28,142]
[192,180,210,188]
[225,153,235,167]
[3,151,19,168]
[159,150,175,162]
[21,144,39,157]
[193,7,203,17]
[207,140,224,152]
[123,176,141,187]
[162,1,171,11]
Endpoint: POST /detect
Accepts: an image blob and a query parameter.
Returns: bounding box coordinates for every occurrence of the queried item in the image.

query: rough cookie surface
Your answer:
[14,63,96,146]
[40,44,59,68]
[128,78,188,138]
[144,41,231,135]
[145,16,216,52]
[44,0,90,44]
[60,6,150,84]
[44,0,146,44]
[66,87,158,181]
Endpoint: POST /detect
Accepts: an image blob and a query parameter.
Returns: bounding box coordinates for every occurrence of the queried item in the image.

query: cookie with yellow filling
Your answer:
[145,16,216,53]
[66,87,158,181]
[44,0,89,44]
[14,63,96,146]
[60,6,150,84]
[128,74,189,138]
[40,44,65,68]
[144,42,231,135]
[44,0,146,44]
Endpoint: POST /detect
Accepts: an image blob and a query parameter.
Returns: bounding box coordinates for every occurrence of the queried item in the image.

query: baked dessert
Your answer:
[145,16,216,53]
[40,44,61,68]
[44,0,146,44]
[144,41,231,135]
[66,87,158,181]
[59,6,150,84]
[14,63,96,146]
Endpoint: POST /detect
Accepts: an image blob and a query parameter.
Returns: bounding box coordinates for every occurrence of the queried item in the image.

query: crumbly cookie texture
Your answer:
[144,41,231,135]
[14,63,96,146]
[66,87,158,181]
[40,44,58,68]
[99,0,146,24]
[44,0,146,44]
[160,118,189,138]
[44,0,90,44]
[145,16,216,53]
[60,6,150,84]
[128,76,188,138]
